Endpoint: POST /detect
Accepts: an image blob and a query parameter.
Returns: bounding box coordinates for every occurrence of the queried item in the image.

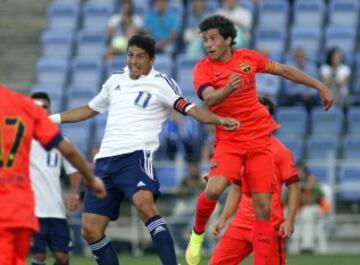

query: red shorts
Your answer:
[0,228,33,265]
[208,135,276,192]
[210,225,286,265]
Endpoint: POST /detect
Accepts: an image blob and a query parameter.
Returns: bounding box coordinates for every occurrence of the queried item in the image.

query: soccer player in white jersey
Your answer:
[50,34,239,265]
[29,92,81,265]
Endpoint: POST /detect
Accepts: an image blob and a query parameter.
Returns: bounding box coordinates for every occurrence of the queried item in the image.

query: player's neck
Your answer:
[216,49,232,63]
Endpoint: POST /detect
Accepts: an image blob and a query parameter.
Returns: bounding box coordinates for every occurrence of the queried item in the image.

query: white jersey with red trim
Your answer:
[89,66,194,159]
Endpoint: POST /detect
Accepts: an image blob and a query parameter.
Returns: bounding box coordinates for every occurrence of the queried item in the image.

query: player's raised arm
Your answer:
[56,138,106,198]
[186,104,240,131]
[266,62,334,111]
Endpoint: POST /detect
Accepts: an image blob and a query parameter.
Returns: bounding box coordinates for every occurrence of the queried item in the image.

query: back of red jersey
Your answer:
[232,136,299,229]
[0,85,62,231]
[193,49,279,142]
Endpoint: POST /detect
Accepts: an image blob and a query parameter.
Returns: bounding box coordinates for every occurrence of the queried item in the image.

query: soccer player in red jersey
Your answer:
[210,97,300,265]
[186,15,333,265]
[0,84,106,265]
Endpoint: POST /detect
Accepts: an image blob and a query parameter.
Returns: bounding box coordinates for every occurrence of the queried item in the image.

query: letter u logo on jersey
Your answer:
[134,91,152,108]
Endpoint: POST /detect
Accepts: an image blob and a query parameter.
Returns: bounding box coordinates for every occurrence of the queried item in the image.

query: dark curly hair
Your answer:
[199,15,237,47]
[127,34,156,59]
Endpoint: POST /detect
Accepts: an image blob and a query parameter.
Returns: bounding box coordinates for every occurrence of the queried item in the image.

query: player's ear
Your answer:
[225,37,232,47]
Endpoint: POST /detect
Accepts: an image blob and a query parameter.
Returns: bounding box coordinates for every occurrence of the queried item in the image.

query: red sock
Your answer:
[252,220,274,265]
[193,192,217,234]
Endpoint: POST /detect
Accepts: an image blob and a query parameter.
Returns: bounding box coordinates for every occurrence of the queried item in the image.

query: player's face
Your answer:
[127,46,154,79]
[201,28,232,62]
[33,98,50,114]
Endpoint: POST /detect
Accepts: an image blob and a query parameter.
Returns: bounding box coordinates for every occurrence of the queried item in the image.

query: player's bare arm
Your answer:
[213,183,242,237]
[56,138,106,198]
[202,74,241,106]
[279,182,300,238]
[267,62,334,111]
[51,105,98,124]
[65,172,82,212]
[186,105,240,131]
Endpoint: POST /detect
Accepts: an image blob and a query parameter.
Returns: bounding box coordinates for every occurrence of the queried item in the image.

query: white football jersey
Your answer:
[89,66,195,160]
[30,140,77,218]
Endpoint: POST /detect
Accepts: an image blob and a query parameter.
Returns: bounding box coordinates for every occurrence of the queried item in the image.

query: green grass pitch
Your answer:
[29,254,360,265]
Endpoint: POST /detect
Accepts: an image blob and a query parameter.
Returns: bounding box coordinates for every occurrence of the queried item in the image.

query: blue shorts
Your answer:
[31,218,72,253]
[84,150,160,221]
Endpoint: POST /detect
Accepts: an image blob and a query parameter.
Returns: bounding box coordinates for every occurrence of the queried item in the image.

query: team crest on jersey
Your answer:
[239,63,251,73]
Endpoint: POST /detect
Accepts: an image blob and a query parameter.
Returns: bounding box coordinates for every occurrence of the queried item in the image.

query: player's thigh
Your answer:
[48,219,72,253]
[31,218,49,255]
[210,226,252,265]
[269,235,286,265]
[208,141,245,183]
[14,228,33,265]
[244,146,276,193]
[82,213,110,241]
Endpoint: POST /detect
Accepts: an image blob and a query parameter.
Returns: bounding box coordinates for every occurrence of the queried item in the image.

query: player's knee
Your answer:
[82,224,102,243]
[32,254,46,263]
[54,254,69,265]
[205,186,222,201]
[136,201,158,221]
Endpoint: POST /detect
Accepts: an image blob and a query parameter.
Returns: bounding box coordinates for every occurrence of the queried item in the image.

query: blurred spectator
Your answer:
[290,161,330,254]
[285,47,320,110]
[320,47,351,108]
[104,0,143,59]
[217,0,253,48]
[256,48,280,103]
[144,0,180,54]
[168,158,206,252]
[183,0,209,57]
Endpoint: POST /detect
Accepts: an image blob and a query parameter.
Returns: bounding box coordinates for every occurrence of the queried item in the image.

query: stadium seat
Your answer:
[41,30,74,58]
[82,1,116,31]
[106,55,127,77]
[71,57,104,87]
[277,136,304,162]
[76,30,106,58]
[31,85,64,113]
[289,26,322,58]
[306,136,340,160]
[324,25,357,59]
[347,107,360,134]
[255,28,287,58]
[275,106,308,137]
[61,121,93,155]
[36,57,69,87]
[66,88,96,109]
[175,55,199,96]
[258,1,289,29]
[342,135,360,160]
[338,167,360,201]
[328,0,359,27]
[293,0,325,28]
[154,54,174,77]
[47,1,80,31]
[307,165,329,184]
[154,165,178,192]
[311,106,344,136]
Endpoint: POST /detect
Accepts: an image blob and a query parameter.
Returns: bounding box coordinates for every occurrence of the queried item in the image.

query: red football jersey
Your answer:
[231,136,299,229]
[193,49,279,142]
[0,85,62,232]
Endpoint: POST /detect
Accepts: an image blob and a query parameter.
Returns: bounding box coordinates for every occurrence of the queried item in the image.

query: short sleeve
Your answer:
[88,77,111,113]
[156,75,195,115]
[279,148,299,186]
[250,50,272,73]
[193,62,213,100]
[32,103,63,151]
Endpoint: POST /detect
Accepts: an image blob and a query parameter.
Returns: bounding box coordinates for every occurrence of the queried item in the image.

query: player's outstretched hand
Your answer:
[318,85,334,111]
[219,117,240,131]
[227,74,241,92]
[85,176,107,198]
[213,217,226,238]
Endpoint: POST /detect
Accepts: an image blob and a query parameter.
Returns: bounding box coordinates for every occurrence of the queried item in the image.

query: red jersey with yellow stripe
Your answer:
[231,136,299,229]
[0,85,62,232]
[193,49,279,142]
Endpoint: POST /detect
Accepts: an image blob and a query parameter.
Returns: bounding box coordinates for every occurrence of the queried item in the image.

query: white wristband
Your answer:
[49,114,61,124]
